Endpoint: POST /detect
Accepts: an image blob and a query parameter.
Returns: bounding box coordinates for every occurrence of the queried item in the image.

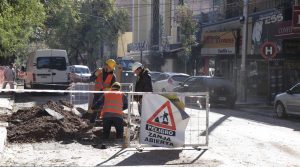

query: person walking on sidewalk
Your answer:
[92,82,128,139]
[132,62,153,115]
[2,64,15,90]
[89,59,117,122]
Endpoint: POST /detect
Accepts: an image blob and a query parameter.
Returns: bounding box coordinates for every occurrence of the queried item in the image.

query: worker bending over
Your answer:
[92,82,128,139]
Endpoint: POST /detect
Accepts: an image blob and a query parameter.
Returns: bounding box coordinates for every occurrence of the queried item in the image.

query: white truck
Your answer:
[23,49,70,89]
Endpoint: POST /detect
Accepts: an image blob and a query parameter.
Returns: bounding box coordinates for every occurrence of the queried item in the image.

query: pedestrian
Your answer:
[131,62,153,115]
[89,59,117,123]
[92,82,128,140]
[2,64,15,90]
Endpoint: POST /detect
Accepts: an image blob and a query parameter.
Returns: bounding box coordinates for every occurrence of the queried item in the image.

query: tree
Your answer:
[0,0,45,60]
[43,0,128,69]
[78,0,129,69]
[176,4,197,74]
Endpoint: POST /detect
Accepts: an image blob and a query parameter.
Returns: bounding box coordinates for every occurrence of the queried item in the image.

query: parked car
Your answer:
[150,71,162,84]
[173,76,236,108]
[274,82,300,118]
[153,72,190,92]
[68,65,91,83]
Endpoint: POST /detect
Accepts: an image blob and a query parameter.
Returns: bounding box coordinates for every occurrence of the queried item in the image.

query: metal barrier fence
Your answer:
[125,92,209,150]
[69,83,134,110]
[0,87,209,150]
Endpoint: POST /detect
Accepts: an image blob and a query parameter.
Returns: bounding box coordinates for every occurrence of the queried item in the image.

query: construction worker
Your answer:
[90,59,117,122]
[92,82,128,139]
[132,62,153,115]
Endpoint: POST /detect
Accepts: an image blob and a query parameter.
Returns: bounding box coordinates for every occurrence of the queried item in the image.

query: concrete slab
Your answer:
[0,122,8,155]
[0,98,12,111]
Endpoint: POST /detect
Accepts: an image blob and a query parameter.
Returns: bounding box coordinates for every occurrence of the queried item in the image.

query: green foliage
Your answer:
[0,0,45,58]
[176,5,197,55]
[44,0,129,68]
[0,0,129,67]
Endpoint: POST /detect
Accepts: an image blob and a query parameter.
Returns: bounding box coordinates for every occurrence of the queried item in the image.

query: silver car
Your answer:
[274,83,300,118]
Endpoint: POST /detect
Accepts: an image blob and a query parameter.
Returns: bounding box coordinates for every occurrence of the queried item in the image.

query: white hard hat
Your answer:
[132,62,143,72]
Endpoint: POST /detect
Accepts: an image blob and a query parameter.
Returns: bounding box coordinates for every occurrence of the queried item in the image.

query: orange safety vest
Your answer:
[95,70,113,91]
[100,92,124,118]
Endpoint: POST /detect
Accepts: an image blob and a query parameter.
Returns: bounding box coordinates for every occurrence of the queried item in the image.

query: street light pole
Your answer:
[240,0,248,102]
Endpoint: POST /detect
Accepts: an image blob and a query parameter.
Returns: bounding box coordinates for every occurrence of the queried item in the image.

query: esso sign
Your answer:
[259,13,283,25]
[260,41,278,60]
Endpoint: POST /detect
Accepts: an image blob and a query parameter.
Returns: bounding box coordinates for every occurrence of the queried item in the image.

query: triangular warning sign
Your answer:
[146,101,176,131]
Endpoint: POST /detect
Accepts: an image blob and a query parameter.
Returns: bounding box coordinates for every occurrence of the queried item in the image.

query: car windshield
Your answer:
[172,75,189,82]
[75,67,90,74]
[37,57,66,70]
[205,78,233,88]
[151,72,162,81]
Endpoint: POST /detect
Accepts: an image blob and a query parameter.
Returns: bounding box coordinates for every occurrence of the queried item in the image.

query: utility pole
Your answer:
[240,0,248,102]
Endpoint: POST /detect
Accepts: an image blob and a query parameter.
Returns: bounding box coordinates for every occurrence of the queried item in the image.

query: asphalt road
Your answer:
[1,92,300,166]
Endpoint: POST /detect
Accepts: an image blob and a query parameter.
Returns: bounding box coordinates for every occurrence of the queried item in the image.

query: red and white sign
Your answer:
[146,101,176,131]
[260,41,278,60]
[140,94,190,147]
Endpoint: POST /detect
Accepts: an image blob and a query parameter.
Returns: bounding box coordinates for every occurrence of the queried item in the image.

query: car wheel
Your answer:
[276,102,287,118]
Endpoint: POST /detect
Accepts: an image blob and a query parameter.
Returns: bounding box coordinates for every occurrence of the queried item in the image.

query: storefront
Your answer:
[250,8,300,101]
[201,31,238,81]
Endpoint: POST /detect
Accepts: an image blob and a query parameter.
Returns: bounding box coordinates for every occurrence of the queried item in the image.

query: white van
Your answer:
[24,49,70,89]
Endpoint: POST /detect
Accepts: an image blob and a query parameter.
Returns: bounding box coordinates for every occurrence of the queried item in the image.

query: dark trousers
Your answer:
[103,117,124,139]
[91,93,103,123]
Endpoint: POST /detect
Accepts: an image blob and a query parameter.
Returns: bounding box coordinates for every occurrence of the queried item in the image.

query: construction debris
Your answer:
[0,100,140,144]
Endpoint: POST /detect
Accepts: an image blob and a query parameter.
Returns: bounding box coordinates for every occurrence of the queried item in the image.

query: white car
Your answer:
[68,65,91,83]
[274,82,300,118]
[153,73,190,92]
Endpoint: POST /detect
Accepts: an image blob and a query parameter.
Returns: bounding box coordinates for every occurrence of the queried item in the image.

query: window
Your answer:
[156,73,169,81]
[291,84,300,94]
[75,67,89,74]
[183,77,197,86]
[37,57,66,70]
[37,57,51,69]
[172,75,189,82]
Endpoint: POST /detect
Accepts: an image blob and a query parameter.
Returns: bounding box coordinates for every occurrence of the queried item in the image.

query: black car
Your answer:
[173,76,237,108]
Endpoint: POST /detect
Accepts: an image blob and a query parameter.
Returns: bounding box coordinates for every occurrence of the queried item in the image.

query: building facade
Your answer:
[199,0,300,102]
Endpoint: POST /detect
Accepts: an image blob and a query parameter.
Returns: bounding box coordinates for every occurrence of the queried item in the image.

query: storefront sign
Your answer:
[292,6,300,29]
[140,94,190,147]
[260,41,277,60]
[201,31,236,55]
[252,10,283,55]
[127,41,148,52]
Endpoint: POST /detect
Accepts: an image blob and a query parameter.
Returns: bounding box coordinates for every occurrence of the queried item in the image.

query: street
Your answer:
[1,93,300,166]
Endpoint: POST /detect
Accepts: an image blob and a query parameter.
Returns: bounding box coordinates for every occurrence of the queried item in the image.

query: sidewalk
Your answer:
[235,96,273,109]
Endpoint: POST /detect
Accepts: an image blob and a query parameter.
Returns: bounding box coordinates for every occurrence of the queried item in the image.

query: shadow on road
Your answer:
[194,105,300,134]
[96,149,208,166]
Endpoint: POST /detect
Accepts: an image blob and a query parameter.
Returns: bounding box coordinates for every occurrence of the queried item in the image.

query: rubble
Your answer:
[0,100,140,144]
[0,100,92,143]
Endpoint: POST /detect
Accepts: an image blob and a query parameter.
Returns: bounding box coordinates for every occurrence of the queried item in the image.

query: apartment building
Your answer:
[199,0,300,102]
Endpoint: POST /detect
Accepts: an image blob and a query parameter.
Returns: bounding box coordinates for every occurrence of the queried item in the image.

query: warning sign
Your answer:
[140,94,190,147]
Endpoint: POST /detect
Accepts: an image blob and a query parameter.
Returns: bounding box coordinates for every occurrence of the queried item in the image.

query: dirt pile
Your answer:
[4,100,92,143]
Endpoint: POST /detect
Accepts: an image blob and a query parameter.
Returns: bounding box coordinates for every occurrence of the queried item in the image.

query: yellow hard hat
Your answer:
[111,82,121,90]
[106,59,116,70]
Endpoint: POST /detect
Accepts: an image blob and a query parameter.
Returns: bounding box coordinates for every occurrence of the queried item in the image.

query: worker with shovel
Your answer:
[92,82,128,141]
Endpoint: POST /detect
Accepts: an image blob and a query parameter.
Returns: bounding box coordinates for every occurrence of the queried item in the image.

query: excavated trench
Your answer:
[0,100,139,144]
